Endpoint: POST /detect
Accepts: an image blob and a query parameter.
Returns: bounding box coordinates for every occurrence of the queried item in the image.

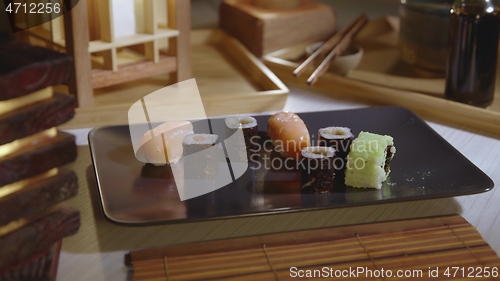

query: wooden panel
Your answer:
[0,240,62,281]
[145,40,160,63]
[86,0,101,41]
[0,131,77,186]
[128,215,500,281]
[0,86,52,116]
[0,205,80,272]
[87,28,179,53]
[100,49,118,71]
[0,168,78,226]
[97,0,114,42]
[143,0,158,34]
[220,0,336,57]
[0,40,72,100]
[92,55,177,89]
[0,92,76,145]
[219,0,262,57]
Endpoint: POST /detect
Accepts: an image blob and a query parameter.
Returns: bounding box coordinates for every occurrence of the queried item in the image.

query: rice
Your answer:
[344,131,396,189]
[300,146,336,193]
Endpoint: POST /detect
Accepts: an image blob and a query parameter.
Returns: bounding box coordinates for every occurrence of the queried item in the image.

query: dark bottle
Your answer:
[445,0,500,108]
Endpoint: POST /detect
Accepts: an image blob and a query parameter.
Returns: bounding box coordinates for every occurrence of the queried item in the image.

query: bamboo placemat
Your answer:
[127,215,500,280]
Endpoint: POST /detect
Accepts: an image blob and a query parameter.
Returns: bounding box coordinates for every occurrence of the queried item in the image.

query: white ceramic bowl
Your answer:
[305,42,363,75]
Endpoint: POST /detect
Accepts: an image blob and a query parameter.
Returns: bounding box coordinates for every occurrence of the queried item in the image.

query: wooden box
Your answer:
[220,0,336,57]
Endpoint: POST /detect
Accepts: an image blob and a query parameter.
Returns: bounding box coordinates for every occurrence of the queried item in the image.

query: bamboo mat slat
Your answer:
[127,215,500,281]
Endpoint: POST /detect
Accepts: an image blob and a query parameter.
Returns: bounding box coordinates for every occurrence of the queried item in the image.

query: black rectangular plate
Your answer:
[88,107,494,225]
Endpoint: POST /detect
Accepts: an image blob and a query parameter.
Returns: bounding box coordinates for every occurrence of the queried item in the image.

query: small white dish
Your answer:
[305,42,364,74]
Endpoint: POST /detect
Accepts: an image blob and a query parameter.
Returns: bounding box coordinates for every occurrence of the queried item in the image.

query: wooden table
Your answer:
[54,1,499,279]
[57,85,500,280]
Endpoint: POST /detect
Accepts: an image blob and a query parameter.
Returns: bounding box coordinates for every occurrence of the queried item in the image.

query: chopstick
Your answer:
[293,13,368,78]
[306,15,368,85]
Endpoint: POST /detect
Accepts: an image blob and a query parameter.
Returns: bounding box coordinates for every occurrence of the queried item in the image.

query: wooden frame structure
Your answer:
[20,0,191,107]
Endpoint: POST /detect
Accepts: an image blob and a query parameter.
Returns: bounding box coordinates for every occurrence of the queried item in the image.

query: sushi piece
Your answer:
[183,133,219,154]
[301,146,336,193]
[267,112,310,161]
[344,131,396,189]
[137,120,194,166]
[319,126,354,170]
[224,116,258,141]
[182,133,219,179]
[224,116,258,160]
[319,126,354,159]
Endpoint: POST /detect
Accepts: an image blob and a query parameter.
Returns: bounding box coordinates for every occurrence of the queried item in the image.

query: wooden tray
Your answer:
[60,29,289,129]
[127,215,500,280]
[263,16,500,135]
[191,29,289,117]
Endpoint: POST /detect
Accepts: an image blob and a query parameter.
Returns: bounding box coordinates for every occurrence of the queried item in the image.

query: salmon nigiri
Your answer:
[267,112,310,161]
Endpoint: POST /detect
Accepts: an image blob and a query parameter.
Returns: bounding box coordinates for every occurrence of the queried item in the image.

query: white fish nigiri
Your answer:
[138,120,194,165]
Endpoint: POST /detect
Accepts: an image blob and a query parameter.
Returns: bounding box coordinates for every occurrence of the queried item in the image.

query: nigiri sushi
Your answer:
[137,120,194,166]
[267,112,310,161]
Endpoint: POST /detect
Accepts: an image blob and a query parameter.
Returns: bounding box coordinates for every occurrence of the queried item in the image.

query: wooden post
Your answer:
[144,0,160,63]
[168,0,192,83]
[64,0,94,107]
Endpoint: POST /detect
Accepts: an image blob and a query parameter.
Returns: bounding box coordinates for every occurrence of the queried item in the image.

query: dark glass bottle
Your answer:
[445,0,500,108]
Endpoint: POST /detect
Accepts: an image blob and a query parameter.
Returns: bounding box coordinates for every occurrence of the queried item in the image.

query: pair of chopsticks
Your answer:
[293,13,368,85]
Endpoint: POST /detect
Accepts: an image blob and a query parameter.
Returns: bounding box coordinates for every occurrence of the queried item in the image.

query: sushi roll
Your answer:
[183,133,219,154]
[300,146,336,193]
[344,132,396,189]
[319,126,354,168]
[224,116,259,161]
[267,112,310,161]
[182,133,219,179]
[137,120,194,166]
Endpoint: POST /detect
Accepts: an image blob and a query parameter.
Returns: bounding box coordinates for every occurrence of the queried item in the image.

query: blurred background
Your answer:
[191,0,399,28]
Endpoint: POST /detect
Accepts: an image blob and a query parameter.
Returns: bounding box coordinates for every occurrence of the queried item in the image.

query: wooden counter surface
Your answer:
[57,85,500,280]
